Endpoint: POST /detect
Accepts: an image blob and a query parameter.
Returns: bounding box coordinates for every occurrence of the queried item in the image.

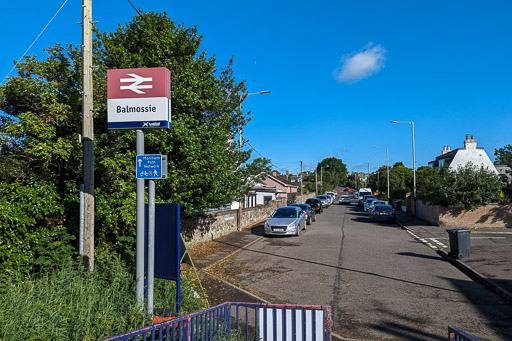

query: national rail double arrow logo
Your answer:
[120,73,153,94]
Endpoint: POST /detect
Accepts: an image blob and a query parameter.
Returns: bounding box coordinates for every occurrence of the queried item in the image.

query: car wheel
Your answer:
[313,214,316,222]
[295,224,300,236]
[303,219,307,230]
[370,218,374,223]
[307,216,311,225]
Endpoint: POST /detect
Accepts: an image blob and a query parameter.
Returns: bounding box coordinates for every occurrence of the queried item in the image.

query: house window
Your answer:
[264,196,272,204]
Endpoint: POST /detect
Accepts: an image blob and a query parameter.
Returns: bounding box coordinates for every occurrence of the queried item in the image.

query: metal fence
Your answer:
[101,302,332,341]
[448,326,479,341]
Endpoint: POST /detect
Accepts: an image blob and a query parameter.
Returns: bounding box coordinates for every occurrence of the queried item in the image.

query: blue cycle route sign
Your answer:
[136,154,167,179]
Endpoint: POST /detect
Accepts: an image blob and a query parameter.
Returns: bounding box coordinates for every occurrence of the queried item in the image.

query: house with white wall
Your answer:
[428,134,498,174]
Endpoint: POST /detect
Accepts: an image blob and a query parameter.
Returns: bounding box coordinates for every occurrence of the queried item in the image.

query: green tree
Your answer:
[417,164,501,210]
[367,165,388,197]
[0,11,256,272]
[442,164,501,210]
[494,144,512,166]
[316,157,348,192]
[494,144,512,200]
[388,162,413,200]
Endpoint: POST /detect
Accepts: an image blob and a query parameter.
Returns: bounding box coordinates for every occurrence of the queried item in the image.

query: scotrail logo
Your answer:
[142,122,161,128]
[120,74,153,94]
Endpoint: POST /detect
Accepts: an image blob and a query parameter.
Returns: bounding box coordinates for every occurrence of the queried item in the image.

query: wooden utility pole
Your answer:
[300,161,303,203]
[82,0,95,271]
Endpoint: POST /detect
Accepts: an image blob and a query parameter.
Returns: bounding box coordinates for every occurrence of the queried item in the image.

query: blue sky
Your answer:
[1,0,511,174]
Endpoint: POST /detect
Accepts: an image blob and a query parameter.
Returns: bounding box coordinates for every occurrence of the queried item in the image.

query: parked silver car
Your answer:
[339,195,351,205]
[317,195,330,208]
[264,206,306,236]
[363,197,379,212]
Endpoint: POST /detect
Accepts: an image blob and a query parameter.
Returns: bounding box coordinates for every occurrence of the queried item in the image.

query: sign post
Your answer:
[108,67,171,310]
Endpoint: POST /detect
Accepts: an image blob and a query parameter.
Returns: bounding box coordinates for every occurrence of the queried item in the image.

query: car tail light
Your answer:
[390,211,395,215]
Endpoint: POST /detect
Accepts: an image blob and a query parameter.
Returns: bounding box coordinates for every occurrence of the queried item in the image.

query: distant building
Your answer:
[428,134,498,174]
[495,164,511,183]
[259,170,299,195]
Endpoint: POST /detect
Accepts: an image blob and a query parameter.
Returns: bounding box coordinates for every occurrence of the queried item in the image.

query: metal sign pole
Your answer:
[147,179,156,314]
[136,130,145,308]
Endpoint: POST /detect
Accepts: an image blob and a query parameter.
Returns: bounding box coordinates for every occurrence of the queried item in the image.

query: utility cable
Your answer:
[245,140,304,175]
[127,0,143,18]
[1,0,69,85]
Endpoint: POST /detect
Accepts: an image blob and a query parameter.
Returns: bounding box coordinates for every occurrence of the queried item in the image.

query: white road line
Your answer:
[429,238,447,248]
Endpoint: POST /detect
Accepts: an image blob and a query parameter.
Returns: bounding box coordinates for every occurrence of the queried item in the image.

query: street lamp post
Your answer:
[390,121,416,199]
[374,146,389,202]
[238,91,271,231]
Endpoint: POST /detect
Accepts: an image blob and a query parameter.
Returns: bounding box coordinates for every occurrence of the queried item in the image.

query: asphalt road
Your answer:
[208,201,512,340]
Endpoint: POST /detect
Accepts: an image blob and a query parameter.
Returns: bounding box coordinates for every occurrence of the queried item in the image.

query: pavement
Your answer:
[188,222,269,306]
[394,210,512,304]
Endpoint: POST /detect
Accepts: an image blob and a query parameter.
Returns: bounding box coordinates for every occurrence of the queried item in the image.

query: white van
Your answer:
[358,188,372,197]
[357,188,373,206]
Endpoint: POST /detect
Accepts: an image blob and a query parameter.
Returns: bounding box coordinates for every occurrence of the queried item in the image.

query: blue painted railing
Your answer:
[101,302,332,341]
[448,326,479,341]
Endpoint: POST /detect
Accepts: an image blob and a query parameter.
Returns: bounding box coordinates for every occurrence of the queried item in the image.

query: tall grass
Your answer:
[0,251,208,340]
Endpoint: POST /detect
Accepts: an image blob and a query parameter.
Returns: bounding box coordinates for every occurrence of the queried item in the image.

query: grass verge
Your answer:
[0,251,208,340]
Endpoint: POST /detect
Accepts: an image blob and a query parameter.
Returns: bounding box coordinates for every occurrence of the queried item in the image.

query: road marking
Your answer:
[429,238,448,248]
[406,230,445,250]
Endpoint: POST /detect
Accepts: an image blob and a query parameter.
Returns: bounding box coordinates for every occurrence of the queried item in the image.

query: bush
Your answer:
[0,181,71,277]
[426,164,501,210]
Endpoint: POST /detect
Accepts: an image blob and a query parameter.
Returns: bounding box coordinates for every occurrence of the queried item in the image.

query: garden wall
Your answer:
[407,197,512,229]
[181,198,286,247]
[181,192,321,247]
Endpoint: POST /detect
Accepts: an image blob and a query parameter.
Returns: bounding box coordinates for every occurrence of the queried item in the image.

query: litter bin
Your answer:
[446,228,471,259]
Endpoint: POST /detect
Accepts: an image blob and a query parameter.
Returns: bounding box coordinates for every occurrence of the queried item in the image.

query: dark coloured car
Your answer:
[369,204,396,223]
[291,203,316,225]
[305,198,323,214]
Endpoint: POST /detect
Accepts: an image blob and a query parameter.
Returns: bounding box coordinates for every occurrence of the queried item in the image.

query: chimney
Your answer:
[442,146,447,155]
[464,134,477,150]
[286,170,289,178]
[447,146,450,151]
[272,170,277,177]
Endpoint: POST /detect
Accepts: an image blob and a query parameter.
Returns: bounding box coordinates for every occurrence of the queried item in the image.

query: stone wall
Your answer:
[287,192,318,204]
[181,193,323,247]
[409,198,512,229]
[182,198,287,247]
[181,209,238,247]
[241,200,281,230]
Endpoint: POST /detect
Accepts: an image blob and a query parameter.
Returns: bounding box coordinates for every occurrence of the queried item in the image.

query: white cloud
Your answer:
[333,43,387,84]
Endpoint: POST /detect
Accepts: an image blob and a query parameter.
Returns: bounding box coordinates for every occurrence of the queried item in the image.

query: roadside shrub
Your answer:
[425,164,501,210]
[0,180,71,277]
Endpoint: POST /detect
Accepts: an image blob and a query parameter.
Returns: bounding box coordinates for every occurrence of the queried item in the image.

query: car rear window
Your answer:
[374,205,393,212]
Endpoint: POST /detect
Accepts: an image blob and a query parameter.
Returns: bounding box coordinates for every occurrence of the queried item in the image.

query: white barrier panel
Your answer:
[258,307,325,341]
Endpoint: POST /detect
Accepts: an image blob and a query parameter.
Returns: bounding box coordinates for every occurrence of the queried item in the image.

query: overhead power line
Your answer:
[1,0,69,85]
[245,141,289,173]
